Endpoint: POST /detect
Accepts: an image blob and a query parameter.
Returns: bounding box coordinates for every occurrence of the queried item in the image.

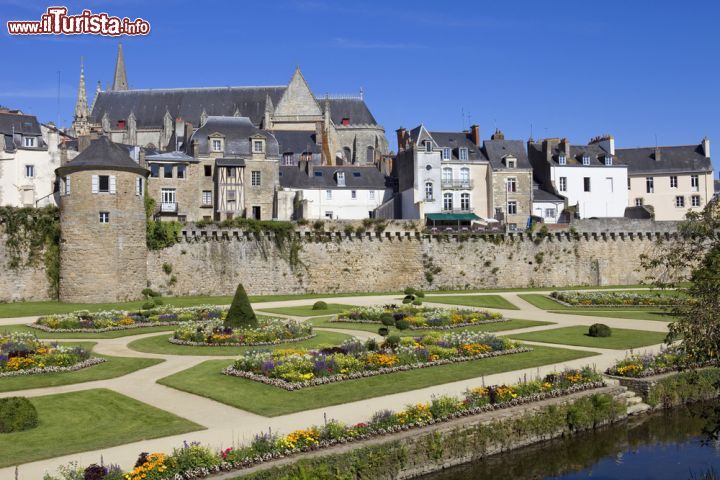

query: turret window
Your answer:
[92,175,116,194]
[99,212,110,224]
[558,154,566,165]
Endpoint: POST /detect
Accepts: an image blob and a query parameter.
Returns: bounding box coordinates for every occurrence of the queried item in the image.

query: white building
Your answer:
[279,163,390,220]
[528,137,628,218]
[531,182,566,224]
[0,110,60,207]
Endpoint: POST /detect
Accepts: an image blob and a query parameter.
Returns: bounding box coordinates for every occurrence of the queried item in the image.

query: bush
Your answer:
[162,262,173,275]
[395,319,410,330]
[141,288,160,298]
[312,301,328,311]
[380,313,395,326]
[152,296,164,306]
[224,283,258,329]
[384,335,401,349]
[415,291,425,298]
[141,301,155,310]
[378,327,389,337]
[412,299,423,306]
[403,287,416,295]
[82,464,107,480]
[588,323,611,337]
[402,295,414,304]
[0,397,38,433]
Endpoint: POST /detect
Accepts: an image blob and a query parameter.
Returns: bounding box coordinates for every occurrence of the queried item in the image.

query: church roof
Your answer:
[273,130,321,154]
[324,98,377,126]
[56,136,149,176]
[190,116,280,158]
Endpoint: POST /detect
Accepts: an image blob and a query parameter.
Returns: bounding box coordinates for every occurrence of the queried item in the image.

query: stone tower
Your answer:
[72,59,90,137]
[55,137,149,302]
[111,43,129,91]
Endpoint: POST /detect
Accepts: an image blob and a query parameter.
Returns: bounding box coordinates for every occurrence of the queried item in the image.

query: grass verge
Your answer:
[423,294,518,310]
[518,294,674,322]
[257,304,357,317]
[508,325,667,350]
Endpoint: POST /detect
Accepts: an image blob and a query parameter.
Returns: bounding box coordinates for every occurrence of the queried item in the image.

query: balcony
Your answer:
[160,202,178,213]
[441,208,473,214]
[441,179,473,190]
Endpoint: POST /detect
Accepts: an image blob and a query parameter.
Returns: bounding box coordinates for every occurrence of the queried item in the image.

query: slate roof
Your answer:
[56,136,149,176]
[280,165,388,189]
[527,142,615,167]
[0,112,44,151]
[145,151,198,163]
[614,144,712,175]
[715,179,720,195]
[429,131,486,161]
[190,116,280,158]
[624,206,654,219]
[323,98,377,126]
[533,187,565,203]
[273,130,321,154]
[483,139,531,169]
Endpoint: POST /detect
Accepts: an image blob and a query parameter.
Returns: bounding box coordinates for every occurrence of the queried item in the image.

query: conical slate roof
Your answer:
[56,136,148,176]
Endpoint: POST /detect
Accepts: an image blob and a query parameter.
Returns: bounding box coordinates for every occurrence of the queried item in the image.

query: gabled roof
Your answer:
[527,142,615,167]
[56,136,148,176]
[0,112,41,136]
[533,187,565,203]
[190,116,280,158]
[428,131,486,161]
[483,139,531,169]
[280,165,388,190]
[614,144,712,175]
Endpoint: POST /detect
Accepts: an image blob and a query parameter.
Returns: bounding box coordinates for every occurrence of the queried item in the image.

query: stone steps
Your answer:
[627,403,652,416]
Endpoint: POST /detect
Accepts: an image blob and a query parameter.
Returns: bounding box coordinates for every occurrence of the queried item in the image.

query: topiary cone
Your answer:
[224,283,258,329]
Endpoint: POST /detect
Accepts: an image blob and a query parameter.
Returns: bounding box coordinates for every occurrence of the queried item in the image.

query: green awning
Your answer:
[426,213,480,221]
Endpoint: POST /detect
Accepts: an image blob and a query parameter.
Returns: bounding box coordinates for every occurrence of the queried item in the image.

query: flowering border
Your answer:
[605,360,717,379]
[548,295,675,309]
[29,321,199,334]
[223,346,532,390]
[168,333,317,347]
[0,357,106,378]
[329,317,509,330]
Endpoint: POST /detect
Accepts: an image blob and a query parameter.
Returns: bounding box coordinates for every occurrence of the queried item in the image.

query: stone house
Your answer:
[145,150,203,222]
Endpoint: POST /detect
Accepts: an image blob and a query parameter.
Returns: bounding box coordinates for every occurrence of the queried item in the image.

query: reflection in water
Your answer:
[421,402,720,480]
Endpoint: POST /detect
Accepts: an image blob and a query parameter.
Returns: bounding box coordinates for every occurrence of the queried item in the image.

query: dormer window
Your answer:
[337,171,346,187]
[116,120,126,129]
[459,148,468,161]
[23,137,36,148]
[506,157,516,168]
[341,117,350,126]
[442,147,451,160]
[424,141,433,153]
[252,139,265,153]
[558,154,567,165]
[604,155,613,166]
[582,155,590,166]
[211,139,223,152]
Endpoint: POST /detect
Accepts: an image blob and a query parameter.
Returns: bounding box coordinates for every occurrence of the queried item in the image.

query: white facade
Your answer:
[550,165,628,218]
[291,187,391,220]
[532,199,564,224]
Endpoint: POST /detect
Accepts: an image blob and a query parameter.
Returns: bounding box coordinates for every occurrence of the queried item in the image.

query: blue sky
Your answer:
[1,0,718,171]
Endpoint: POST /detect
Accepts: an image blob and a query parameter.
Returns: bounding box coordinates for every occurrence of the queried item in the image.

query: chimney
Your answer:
[702,137,711,158]
[491,128,505,140]
[542,138,561,163]
[589,134,615,155]
[654,146,662,161]
[78,134,91,152]
[396,127,406,151]
[307,160,314,177]
[139,147,146,167]
[560,138,571,157]
[470,125,480,146]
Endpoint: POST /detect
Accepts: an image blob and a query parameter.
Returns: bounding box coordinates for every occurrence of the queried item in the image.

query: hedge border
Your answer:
[168,333,317,348]
[0,357,105,378]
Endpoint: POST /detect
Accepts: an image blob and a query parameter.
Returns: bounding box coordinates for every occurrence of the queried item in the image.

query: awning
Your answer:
[426,213,481,221]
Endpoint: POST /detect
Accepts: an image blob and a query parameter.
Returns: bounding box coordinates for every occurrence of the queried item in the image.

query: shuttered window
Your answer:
[109,175,116,194]
[92,175,99,193]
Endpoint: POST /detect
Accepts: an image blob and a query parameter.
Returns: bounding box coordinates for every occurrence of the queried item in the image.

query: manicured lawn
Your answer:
[424,294,518,310]
[508,326,667,350]
[0,323,178,339]
[0,342,163,392]
[257,303,357,317]
[127,331,353,356]
[519,294,674,322]
[157,345,596,416]
[309,316,553,336]
[0,388,202,468]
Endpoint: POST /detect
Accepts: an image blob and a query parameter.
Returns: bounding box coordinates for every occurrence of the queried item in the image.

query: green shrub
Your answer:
[141,288,160,298]
[169,443,220,473]
[403,287,416,295]
[141,301,155,310]
[380,313,395,326]
[395,319,410,330]
[162,262,173,275]
[378,327,389,337]
[588,324,611,337]
[412,299,423,306]
[384,335,401,348]
[312,301,328,311]
[402,295,414,304]
[0,397,38,433]
[224,283,258,329]
[415,291,425,298]
[152,296,164,306]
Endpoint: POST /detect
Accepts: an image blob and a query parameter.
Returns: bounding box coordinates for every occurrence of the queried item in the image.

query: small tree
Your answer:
[224,283,258,329]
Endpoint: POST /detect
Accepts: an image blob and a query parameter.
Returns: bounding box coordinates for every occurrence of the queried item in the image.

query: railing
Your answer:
[160,202,178,213]
[441,208,473,214]
[441,180,473,189]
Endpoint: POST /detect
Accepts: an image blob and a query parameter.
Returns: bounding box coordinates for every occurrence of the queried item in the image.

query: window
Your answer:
[25,165,34,177]
[99,212,110,224]
[545,208,556,218]
[326,189,332,200]
[425,164,432,171]
[227,190,236,201]
[459,148,468,161]
[252,206,261,220]
[301,152,313,163]
[670,176,678,188]
[253,140,264,153]
[202,190,212,205]
[283,152,294,165]
[177,165,185,179]
[204,165,212,177]
[341,117,350,126]
[251,171,261,186]
[353,172,362,177]
[506,158,516,168]
[507,201,517,215]
[442,168,453,183]
[460,167,470,184]
[151,164,160,177]
[558,154,566,165]
[164,165,173,178]
[161,188,176,203]
[366,146,374,163]
[116,120,126,129]
[135,177,143,196]
[351,190,357,200]
[583,177,591,192]
[506,177,517,193]
[691,175,699,192]
[606,177,614,193]
[337,172,346,187]
[604,155,613,166]
[675,196,685,208]
[425,182,433,201]
[99,175,110,192]
[559,177,567,192]
[211,139,222,152]
[692,195,701,207]
[582,155,590,166]
[424,141,432,152]
[442,147,451,160]
[314,171,323,177]
[369,190,375,200]
[635,198,644,206]
[627,178,631,190]
[460,193,470,211]
[64,176,71,195]
[23,137,35,148]
[646,177,654,193]
[325,211,333,219]
[227,167,236,177]
[443,193,453,211]
[92,175,115,194]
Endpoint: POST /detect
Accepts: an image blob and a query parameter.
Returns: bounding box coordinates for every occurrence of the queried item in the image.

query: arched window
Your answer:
[366,146,375,163]
[443,192,453,211]
[425,182,433,201]
[460,193,470,211]
[343,147,352,164]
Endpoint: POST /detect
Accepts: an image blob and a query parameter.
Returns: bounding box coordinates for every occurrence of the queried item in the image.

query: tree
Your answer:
[224,283,258,329]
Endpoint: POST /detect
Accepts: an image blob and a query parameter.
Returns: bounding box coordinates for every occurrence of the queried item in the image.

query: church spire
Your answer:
[111,43,128,91]
[73,58,90,136]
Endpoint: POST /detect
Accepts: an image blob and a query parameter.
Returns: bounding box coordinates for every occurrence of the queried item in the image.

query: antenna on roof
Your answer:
[359,87,363,100]
[460,107,465,130]
[654,133,658,147]
[56,70,61,127]
[530,123,533,140]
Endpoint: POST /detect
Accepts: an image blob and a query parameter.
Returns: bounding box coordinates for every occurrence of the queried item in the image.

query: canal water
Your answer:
[421,402,720,480]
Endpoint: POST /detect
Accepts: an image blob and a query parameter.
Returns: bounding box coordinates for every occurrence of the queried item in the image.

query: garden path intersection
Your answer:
[0,288,669,478]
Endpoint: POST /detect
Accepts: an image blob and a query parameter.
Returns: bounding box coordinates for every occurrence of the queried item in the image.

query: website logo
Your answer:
[7,6,151,36]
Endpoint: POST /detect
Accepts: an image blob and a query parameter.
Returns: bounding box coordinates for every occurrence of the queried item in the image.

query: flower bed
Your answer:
[332,305,506,330]
[43,367,604,480]
[550,291,683,308]
[224,332,530,390]
[0,332,103,377]
[33,305,225,333]
[605,348,715,378]
[170,319,314,346]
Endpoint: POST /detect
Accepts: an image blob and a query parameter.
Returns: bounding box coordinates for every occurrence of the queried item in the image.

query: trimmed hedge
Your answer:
[312,301,328,311]
[0,397,38,433]
[225,283,258,329]
[588,324,611,338]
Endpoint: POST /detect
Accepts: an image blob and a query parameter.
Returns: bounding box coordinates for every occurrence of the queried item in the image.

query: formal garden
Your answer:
[0,332,102,377]
[549,290,685,308]
[332,304,507,330]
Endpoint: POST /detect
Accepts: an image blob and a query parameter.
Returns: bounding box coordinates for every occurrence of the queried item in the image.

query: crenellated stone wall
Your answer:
[146,228,672,297]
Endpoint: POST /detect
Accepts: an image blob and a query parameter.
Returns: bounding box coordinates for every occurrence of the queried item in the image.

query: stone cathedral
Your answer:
[73,44,388,166]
